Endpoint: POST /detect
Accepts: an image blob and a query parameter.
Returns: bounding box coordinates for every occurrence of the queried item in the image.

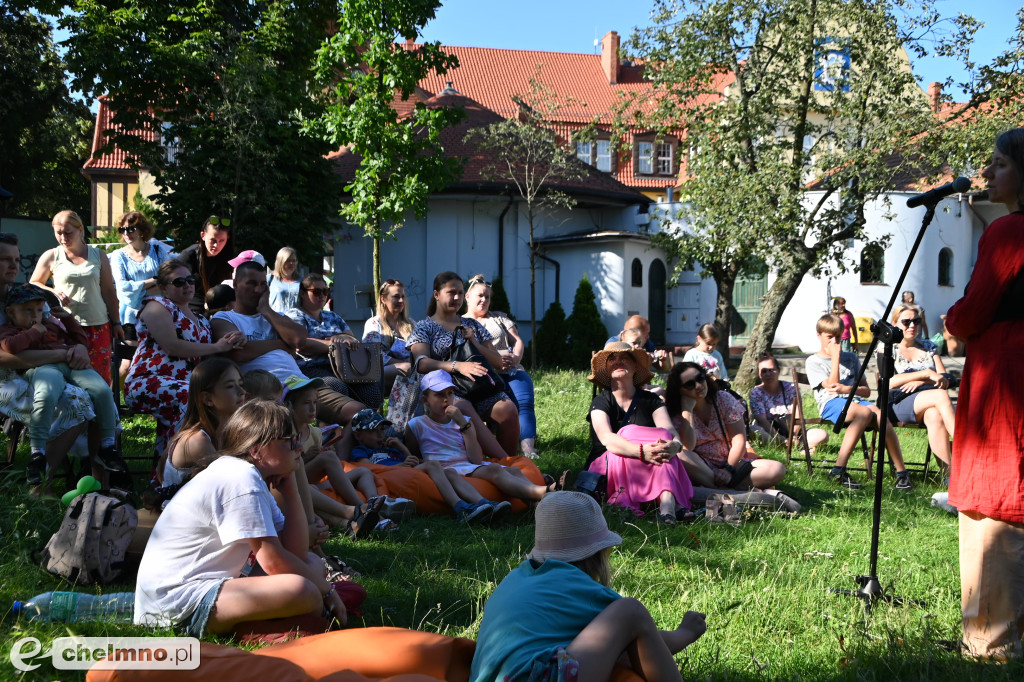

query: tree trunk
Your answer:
[373,233,381,298]
[732,262,809,393]
[712,263,741,370]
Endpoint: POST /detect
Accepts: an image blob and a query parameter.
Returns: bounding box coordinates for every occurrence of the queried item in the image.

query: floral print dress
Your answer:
[124,296,211,456]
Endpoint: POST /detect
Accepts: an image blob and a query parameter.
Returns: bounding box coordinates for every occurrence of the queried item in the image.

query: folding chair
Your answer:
[110,337,156,477]
[785,369,875,477]
[873,370,935,479]
[1,415,24,468]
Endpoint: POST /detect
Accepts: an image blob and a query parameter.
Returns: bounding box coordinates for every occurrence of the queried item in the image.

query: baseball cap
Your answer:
[350,408,392,432]
[281,374,323,400]
[228,250,266,268]
[421,369,456,393]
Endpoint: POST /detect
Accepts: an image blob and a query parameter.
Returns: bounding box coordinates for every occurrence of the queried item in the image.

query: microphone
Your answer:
[906,176,972,208]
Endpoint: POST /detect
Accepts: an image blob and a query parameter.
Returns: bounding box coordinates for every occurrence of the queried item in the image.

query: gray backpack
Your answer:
[40,492,138,585]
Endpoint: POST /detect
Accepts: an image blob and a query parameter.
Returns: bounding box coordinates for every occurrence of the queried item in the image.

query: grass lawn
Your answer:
[2,368,1022,681]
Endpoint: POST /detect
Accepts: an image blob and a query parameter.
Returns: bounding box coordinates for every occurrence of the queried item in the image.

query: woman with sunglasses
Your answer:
[136,399,348,636]
[363,278,415,395]
[30,210,123,384]
[125,260,246,458]
[666,362,786,490]
[286,273,383,410]
[889,306,955,471]
[110,212,173,340]
[464,274,539,458]
[179,215,236,317]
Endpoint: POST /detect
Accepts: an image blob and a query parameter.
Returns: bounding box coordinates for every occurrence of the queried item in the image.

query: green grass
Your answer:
[1,369,1021,681]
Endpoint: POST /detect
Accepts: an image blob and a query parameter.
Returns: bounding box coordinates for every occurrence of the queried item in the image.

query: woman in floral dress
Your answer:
[125,259,245,458]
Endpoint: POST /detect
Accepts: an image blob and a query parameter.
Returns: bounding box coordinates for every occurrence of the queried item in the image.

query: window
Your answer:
[596,140,612,172]
[576,140,592,165]
[94,180,138,228]
[631,258,643,287]
[860,245,885,284]
[938,247,953,286]
[636,138,676,176]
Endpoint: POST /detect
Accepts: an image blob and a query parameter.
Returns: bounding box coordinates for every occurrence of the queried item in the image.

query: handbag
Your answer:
[446,326,505,404]
[329,341,383,385]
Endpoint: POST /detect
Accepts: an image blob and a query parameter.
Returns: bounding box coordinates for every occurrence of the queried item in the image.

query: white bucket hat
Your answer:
[528,491,622,563]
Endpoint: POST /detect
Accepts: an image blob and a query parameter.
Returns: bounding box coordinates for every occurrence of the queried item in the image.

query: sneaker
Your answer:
[382,497,417,521]
[931,492,958,514]
[486,500,514,523]
[829,469,863,490]
[26,454,46,486]
[95,446,129,474]
[895,473,913,491]
[455,500,492,524]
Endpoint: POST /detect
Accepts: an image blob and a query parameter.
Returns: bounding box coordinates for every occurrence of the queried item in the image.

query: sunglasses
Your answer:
[384,278,403,287]
[759,367,778,374]
[305,287,330,296]
[286,434,302,451]
[206,216,231,227]
[0,233,18,246]
[118,225,138,235]
[899,317,922,328]
[680,375,707,390]
[467,276,491,287]
[169,275,196,287]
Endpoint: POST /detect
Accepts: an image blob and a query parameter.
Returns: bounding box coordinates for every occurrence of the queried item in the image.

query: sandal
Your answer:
[657,512,679,525]
[720,493,743,527]
[675,508,697,523]
[323,555,361,582]
[706,494,723,524]
[343,496,385,540]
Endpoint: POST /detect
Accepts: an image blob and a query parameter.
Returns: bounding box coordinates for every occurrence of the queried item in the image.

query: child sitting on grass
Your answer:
[405,370,552,523]
[471,491,707,682]
[0,284,126,482]
[805,313,911,491]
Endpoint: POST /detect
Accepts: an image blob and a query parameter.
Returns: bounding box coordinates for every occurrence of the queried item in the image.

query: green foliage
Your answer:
[308,0,464,292]
[0,6,92,218]
[63,0,339,262]
[467,73,587,367]
[623,0,979,391]
[565,275,608,368]
[489,276,513,320]
[532,300,569,367]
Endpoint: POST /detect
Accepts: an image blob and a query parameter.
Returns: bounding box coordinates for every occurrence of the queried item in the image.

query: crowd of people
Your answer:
[3,125,1020,667]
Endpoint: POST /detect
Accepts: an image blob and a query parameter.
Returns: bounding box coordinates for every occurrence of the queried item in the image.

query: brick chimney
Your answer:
[927,82,942,113]
[601,31,620,85]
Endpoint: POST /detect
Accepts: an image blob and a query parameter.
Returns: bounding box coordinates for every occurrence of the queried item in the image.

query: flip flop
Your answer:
[342,496,385,540]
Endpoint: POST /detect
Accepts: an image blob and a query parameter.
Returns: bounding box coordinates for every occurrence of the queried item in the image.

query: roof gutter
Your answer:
[497,195,514,281]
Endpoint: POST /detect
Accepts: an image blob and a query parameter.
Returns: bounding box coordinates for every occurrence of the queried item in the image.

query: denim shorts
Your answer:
[820,395,872,424]
[179,579,228,638]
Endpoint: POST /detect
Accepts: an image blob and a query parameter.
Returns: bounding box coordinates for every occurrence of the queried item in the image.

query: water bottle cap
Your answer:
[12,601,23,614]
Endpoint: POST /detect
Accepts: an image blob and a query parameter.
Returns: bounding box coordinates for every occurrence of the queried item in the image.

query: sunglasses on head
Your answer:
[207,216,231,228]
[169,275,196,287]
[680,375,707,390]
[899,317,922,328]
[305,287,330,296]
[0,233,18,246]
[384,278,403,287]
[468,276,491,287]
[118,225,138,235]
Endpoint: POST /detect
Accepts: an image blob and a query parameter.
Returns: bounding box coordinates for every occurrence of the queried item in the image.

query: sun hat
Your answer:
[4,283,49,307]
[350,408,392,432]
[588,341,654,389]
[528,491,622,563]
[421,369,456,393]
[281,374,324,400]
[228,249,266,268]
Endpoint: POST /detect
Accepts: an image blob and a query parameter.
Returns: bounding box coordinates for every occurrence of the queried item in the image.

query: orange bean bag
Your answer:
[87,627,645,682]
[326,456,545,515]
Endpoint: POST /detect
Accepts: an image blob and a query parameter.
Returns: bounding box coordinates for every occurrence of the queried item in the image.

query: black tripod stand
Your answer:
[829,185,965,611]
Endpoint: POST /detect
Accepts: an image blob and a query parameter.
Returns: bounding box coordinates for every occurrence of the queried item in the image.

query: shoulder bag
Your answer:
[446,326,505,404]
[329,341,383,385]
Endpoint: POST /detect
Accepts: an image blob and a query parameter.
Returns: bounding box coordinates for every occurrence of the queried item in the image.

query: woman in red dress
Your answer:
[947,127,1024,660]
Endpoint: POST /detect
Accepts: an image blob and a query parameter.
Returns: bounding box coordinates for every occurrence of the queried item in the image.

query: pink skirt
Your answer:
[588,425,694,514]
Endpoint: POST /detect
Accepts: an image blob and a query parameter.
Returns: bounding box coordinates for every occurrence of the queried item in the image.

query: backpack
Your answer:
[39,492,138,585]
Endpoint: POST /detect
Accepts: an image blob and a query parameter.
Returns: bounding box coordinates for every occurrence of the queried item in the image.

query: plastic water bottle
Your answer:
[12,591,135,623]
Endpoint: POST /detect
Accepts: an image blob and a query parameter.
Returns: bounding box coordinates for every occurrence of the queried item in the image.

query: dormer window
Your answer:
[635,137,676,177]
[576,136,614,173]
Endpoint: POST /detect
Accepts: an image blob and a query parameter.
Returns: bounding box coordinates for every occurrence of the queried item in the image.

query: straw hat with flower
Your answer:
[588,341,654,389]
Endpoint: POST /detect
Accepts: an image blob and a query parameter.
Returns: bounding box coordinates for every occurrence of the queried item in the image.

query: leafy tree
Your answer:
[565,275,608,369]
[63,0,339,261]
[309,0,463,295]
[532,300,569,368]
[0,4,92,218]
[467,74,587,369]
[624,0,977,390]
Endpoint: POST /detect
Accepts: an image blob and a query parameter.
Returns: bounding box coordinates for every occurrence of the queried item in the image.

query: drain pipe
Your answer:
[534,250,561,303]
[497,196,514,280]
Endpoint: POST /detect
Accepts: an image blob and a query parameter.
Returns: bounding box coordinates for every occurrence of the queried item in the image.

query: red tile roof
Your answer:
[82,96,157,173]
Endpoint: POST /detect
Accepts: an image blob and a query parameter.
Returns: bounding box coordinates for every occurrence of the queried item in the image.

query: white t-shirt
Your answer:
[804,351,862,415]
[408,415,490,475]
[681,347,729,380]
[212,310,307,383]
[135,456,283,627]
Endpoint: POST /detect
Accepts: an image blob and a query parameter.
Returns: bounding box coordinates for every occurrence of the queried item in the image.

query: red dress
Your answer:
[124,296,211,457]
[946,212,1024,523]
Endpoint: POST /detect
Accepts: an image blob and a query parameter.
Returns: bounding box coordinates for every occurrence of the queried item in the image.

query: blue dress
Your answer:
[268,275,301,314]
[110,241,173,325]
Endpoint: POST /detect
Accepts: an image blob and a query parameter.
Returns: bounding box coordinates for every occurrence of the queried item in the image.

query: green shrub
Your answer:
[490,276,513,320]
[565,275,607,369]
[531,300,569,367]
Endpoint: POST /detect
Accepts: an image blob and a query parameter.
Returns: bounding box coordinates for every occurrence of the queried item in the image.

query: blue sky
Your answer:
[420,0,1021,99]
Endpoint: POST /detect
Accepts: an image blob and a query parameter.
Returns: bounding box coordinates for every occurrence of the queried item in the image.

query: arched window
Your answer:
[938,247,953,287]
[860,245,884,284]
[631,258,643,287]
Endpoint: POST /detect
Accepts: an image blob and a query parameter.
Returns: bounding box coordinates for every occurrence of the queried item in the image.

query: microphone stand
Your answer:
[829,203,939,613]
